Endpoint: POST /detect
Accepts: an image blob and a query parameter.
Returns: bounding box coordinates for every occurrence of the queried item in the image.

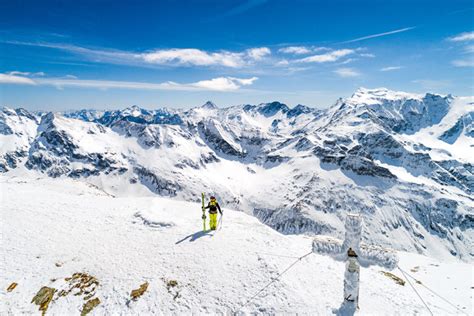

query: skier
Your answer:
[205,196,222,230]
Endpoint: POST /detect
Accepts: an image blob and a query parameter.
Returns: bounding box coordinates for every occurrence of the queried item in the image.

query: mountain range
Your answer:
[1,87,473,261]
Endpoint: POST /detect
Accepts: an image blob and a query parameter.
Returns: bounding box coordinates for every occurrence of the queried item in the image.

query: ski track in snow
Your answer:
[0,176,472,315]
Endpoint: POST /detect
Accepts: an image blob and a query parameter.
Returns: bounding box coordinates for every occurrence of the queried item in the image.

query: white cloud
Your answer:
[228,76,258,85]
[338,58,356,65]
[276,59,290,66]
[446,32,474,68]
[341,27,416,43]
[7,71,31,76]
[448,31,474,42]
[297,49,355,63]
[3,41,272,68]
[140,48,246,68]
[360,53,375,58]
[0,72,258,92]
[312,47,330,53]
[334,68,360,78]
[7,71,46,77]
[246,47,271,60]
[380,66,403,71]
[279,46,312,55]
[0,73,36,85]
[143,47,270,67]
[191,76,258,91]
[452,58,474,67]
[278,46,330,55]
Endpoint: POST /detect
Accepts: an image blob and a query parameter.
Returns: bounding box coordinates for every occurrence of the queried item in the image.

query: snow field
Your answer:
[1,176,472,315]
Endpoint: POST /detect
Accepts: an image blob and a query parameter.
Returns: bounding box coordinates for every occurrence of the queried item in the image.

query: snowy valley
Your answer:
[1,87,473,314]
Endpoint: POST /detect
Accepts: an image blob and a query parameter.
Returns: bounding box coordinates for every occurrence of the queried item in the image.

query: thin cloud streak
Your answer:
[279,46,312,55]
[221,0,268,18]
[0,73,36,85]
[38,77,258,91]
[334,68,360,78]
[3,40,271,68]
[341,27,416,43]
[0,72,259,92]
[464,45,474,53]
[447,31,474,42]
[297,49,354,63]
[452,58,474,67]
[380,66,403,71]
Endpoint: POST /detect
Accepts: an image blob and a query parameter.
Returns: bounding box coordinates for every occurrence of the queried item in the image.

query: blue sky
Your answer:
[1,0,473,110]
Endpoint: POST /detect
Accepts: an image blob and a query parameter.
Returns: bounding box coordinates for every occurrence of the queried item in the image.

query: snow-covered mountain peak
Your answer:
[256,101,290,117]
[121,105,151,117]
[62,109,104,122]
[2,106,37,122]
[1,106,16,116]
[287,104,314,118]
[200,101,218,109]
[322,88,457,137]
[37,112,56,131]
[348,87,423,106]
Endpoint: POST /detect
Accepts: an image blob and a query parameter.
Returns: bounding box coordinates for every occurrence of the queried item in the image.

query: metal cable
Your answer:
[397,265,469,315]
[397,266,433,316]
[236,251,313,313]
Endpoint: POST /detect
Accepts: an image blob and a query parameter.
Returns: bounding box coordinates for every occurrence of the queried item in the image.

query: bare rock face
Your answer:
[134,166,181,196]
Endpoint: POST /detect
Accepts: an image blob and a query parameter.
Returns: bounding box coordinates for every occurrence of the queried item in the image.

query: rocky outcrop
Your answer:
[134,166,181,196]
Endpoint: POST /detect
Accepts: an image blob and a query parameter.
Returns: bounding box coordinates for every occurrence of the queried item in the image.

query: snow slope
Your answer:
[0,176,472,315]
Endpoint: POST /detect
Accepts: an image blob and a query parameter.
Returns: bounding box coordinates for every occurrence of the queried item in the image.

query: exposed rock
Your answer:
[379,271,405,286]
[258,101,289,117]
[59,273,99,299]
[31,286,56,315]
[130,282,149,301]
[197,121,246,158]
[81,297,100,316]
[6,282,18,292]
[134,166,181,196]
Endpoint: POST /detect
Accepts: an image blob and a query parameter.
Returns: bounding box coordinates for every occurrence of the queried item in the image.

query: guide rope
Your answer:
[397,266,433,316]
[255,252,304,259]
[397,265,469,315]
[236,251,313,313]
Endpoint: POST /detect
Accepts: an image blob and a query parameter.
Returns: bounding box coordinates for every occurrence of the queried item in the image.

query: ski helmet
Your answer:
[210,196,216,200]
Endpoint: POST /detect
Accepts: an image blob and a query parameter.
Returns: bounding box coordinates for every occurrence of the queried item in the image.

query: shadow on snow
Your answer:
[175,229,214,244]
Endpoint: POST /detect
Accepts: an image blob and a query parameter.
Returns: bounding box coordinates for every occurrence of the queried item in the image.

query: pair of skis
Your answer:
[201,192,223,232]
[201,192,206,231]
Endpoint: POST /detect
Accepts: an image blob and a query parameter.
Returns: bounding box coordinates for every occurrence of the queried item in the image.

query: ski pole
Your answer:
[218,214,223,230]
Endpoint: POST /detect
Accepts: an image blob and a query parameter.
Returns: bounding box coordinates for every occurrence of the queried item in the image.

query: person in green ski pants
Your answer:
[205,196,222,230]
